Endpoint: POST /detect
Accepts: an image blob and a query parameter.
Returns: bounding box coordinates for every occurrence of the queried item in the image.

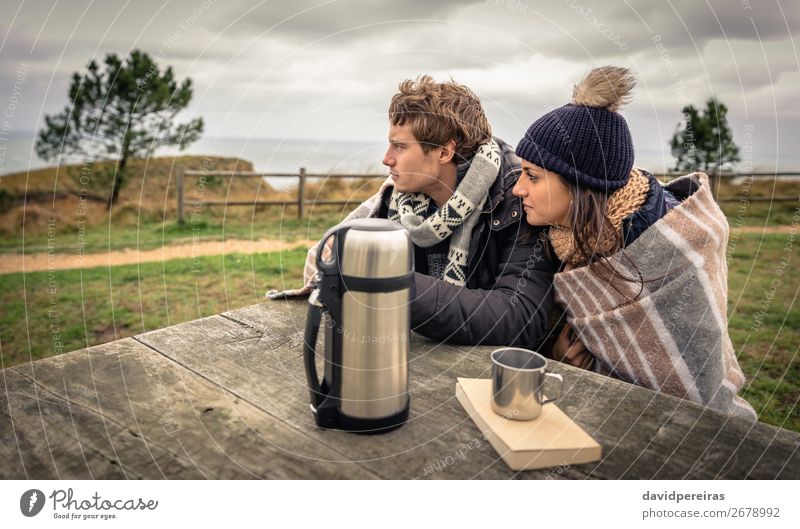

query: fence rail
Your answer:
[175,167,799,222]
[652,172,800,178]
[176,166,386,222]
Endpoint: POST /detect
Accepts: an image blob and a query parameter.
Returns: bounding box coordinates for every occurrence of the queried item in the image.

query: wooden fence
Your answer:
[175,167,800,222]
[176,167,385,223]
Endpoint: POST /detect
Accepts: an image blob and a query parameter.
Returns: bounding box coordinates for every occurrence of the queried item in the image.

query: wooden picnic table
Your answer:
[1,298,797,479]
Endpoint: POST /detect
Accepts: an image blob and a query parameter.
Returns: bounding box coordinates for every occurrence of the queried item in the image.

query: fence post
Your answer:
[177,165,185,224]
[298,167,306,219]
[711,168,720,202]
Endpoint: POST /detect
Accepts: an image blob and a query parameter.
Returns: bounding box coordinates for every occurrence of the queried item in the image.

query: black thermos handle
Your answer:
[303,303,325,408]
[316,226,340,274]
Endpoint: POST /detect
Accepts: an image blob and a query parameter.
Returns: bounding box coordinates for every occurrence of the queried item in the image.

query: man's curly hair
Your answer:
[388,75,492,163]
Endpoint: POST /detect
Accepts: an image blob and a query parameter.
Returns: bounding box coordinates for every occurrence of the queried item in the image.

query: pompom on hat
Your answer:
[515,66,636,192]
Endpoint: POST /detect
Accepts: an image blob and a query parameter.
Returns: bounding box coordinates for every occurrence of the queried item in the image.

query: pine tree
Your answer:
[36,50,203,208]
[670,97,740,174]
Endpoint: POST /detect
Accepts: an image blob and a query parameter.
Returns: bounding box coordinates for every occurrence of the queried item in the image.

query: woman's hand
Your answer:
[552,323,594,370]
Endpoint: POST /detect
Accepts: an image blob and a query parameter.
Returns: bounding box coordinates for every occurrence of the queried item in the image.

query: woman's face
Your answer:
[512,160,573,227]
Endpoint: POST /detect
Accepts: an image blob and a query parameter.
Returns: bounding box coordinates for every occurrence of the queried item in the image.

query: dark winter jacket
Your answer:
[375,138,555,348]
[622,169,687,246]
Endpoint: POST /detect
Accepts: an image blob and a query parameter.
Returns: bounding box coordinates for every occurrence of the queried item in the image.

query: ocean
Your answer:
[0,132,388,190]
[2,132,797,190]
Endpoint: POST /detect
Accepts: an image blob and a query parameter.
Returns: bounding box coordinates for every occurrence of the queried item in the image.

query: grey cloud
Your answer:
[0,0,796,168]
[204,0,475,42]
[510,0,798,62]
[610,0,799,42]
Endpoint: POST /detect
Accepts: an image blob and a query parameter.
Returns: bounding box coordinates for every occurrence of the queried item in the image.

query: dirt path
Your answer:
[0,238,316,275]
[2,224,795,275]
[732,225,797,234]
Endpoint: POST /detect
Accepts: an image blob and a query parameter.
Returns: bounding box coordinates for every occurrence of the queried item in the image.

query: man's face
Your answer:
[382,122,442,194]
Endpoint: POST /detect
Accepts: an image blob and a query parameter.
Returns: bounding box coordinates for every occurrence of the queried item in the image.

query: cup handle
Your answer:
[541,371,563,405]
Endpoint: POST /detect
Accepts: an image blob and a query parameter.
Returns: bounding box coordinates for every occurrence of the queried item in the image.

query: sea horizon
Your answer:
[2,131,798,190]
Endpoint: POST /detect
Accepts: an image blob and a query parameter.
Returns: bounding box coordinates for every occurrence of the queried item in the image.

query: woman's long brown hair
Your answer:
[564,183,646,304]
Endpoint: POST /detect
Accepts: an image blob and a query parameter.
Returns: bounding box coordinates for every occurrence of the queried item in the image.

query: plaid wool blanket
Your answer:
[554,173,757,420]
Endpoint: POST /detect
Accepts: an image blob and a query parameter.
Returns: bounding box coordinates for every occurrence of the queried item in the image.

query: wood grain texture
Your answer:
[221,300,800,480]
[3,337,374,479]
[2,298,797,480]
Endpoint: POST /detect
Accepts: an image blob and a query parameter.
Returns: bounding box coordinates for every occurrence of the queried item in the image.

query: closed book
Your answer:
[455,377,602,471]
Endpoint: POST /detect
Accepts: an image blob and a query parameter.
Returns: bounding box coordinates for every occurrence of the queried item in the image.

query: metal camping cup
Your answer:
[490,348,564,420]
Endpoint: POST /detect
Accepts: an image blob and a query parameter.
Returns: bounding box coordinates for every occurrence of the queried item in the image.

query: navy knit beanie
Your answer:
[516,66,636,193]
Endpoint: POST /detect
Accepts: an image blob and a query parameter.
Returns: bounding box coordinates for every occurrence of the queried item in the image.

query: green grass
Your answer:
[0,209,345,255]
[719,198,800,227]
[726,232,800,432]
[0,248,308,367]
[5,196,796,258]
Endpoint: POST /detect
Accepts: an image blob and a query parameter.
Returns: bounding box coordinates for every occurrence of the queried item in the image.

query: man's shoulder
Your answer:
[479,137,522,230]
[493,137,522,194]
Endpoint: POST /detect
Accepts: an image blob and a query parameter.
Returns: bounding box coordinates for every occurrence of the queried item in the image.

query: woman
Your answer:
[512,66,756,420]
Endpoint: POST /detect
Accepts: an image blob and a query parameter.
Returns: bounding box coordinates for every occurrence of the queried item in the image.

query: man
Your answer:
[269,76,553,348]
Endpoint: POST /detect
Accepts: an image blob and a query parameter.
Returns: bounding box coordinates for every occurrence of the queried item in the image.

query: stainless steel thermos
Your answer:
[303,218,412,433]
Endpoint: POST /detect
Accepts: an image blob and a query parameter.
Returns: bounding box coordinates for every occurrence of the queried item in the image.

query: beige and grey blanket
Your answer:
[554,173,757,420]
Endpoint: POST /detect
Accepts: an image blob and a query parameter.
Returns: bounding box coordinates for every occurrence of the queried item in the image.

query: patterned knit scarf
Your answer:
[549,168,650,266]
[264,139,502,299]
[387,140,502,285]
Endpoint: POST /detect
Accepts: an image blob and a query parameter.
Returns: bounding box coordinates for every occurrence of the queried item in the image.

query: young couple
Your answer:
[269,66,755,420]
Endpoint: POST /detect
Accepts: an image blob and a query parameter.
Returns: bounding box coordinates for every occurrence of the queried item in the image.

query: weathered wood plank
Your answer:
[228,301,608,479]
[416,349,800,479]
[534,366,800,479]
[5,297,797,480]
[138,310,516,479]
[224,300,800,480]
[0,368,182,479]
[9,338,376,479]
[222,302,599,479]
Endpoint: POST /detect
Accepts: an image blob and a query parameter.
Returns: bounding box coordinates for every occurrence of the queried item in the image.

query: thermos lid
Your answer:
[343,218,406,232]
[340,219,412,279]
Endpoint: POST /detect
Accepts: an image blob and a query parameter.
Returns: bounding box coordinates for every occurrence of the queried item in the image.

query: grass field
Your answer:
[0,247,308,366]
[726,232,799,431]
[0,208,346,255]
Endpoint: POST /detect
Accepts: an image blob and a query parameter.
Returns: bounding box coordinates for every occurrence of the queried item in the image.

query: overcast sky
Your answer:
[1,0,798,171]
